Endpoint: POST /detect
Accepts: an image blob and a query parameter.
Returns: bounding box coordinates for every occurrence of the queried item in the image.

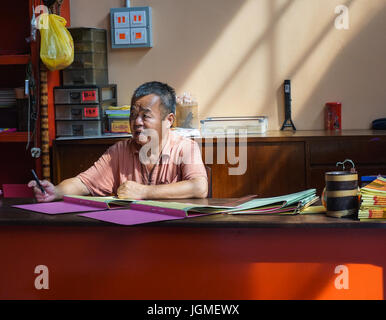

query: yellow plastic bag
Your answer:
[38,13,74,71]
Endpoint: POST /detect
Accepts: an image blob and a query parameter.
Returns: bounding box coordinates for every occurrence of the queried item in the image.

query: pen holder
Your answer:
[324,160,359,218]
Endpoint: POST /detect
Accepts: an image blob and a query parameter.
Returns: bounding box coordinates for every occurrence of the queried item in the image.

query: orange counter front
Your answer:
[0,199,385,300]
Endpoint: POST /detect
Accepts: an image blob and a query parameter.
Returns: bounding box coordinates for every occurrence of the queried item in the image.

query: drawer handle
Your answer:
[71,109,82,116]
[70,92,80,99]
[72,125,83,136]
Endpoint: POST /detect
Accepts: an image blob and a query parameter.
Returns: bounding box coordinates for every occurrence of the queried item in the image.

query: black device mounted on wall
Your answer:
[280,79,296,131]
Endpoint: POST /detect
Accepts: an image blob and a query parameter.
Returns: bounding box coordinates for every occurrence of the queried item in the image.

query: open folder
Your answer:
[224,189,318,215]
[13,195,136,214]
[13,194,238,215]
[13,189,317,225]
[79,189,317,225]
[78,200,233,225]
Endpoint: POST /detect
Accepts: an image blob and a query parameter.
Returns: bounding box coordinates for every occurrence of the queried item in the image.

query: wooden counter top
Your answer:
[1,198,386,229]
[53,129,386,144]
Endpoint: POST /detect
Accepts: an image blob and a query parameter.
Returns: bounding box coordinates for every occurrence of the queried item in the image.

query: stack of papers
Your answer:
[105,110,131,118]
[359,177,386,221]
[223,189,318,215]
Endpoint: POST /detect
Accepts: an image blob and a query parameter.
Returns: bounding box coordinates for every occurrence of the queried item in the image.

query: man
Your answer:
[28,81,208,202]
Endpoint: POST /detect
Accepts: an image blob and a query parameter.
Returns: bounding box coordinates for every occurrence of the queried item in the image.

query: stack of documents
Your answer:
[359,177,386,221]
[14,189,318,226]
[105,110,131,118]
[48,189,318,216]
[220,189,318,215]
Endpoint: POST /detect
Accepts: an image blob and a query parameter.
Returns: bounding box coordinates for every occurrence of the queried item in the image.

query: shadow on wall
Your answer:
[106,0,247,99]
[274,0,355,129]
[71,0,385,129]
[191,0,384,130]
[203,0,296,118]
[196,0,359,128]
[298,4,386,130]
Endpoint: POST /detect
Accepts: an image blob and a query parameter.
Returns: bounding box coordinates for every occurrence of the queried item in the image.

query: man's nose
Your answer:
[134,115,144,126]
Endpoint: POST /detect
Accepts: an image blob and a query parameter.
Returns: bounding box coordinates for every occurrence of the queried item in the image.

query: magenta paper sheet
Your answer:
[13,202,107,215]
[78,209,185,225]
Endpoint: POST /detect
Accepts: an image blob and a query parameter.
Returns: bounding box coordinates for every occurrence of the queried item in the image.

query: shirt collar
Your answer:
[131,130,174,161]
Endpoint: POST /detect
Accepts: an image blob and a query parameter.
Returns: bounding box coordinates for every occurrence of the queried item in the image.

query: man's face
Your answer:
[130,94,167,146]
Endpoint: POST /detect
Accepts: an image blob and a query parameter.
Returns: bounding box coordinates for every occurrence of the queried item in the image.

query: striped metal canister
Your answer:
[325,171,359,218]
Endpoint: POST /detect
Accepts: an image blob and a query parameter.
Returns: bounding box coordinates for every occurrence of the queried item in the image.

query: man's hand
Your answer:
[117,180,149,199]
[28,179,57,203]
[117,177,208,200]
[28,177,90,203]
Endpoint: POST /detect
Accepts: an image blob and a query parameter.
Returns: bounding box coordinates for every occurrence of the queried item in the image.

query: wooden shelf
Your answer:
[0,132,29,142]
[0,55,30,65]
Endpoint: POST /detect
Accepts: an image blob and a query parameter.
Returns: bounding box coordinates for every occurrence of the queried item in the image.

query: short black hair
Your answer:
[131,81,176,117]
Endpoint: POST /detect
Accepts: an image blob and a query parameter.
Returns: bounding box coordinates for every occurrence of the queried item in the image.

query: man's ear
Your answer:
[165,113,175,128]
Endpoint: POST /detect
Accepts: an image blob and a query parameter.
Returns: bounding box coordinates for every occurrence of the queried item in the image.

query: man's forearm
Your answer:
[55,177,91,200]
[146,177,208,199]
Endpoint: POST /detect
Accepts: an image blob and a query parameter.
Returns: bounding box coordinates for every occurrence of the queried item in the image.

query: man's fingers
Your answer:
[36,195,49,203]
[28,180,46,196]
[35,192,54,202]
[117,189,128,199]
[28,179,55,202]
[40,180,52,187]
[28,180,36,188]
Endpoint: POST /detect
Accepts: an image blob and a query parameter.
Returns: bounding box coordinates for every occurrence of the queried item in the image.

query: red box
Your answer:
[325,102,342,130]
[82,90,97,102]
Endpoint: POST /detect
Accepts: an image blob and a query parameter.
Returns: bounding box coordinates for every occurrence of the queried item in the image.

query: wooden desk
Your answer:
[0,198,385,299]
[52,130,386,198]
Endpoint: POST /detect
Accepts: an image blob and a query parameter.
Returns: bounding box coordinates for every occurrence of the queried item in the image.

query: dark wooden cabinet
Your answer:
[203,140,306,198]
[52,138,118,184]
[0,1,71,187]
[0,0,41,186]
[306,133,386,194]
[52,130,386,197]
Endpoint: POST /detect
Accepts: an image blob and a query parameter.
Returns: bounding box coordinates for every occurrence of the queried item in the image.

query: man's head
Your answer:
[130,81,176,146]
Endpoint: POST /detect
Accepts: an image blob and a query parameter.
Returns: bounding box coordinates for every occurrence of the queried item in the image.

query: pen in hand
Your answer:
[31,169,46,194]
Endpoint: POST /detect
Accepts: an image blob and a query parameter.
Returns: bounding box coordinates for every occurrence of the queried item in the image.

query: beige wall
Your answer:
[70,0,386,130]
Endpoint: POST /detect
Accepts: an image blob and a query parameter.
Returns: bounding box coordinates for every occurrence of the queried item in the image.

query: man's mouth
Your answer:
[134,129,144,136]
[134,129,148,143]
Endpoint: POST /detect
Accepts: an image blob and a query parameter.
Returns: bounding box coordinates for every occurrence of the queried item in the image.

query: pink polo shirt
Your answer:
[77,131,207,196]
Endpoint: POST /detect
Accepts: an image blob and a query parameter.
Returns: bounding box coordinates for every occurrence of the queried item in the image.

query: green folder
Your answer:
[224,189,317,214]
[64,189,317,215]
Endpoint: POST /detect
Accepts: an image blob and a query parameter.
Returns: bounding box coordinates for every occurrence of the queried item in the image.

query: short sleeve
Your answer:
[77,143,120,196]
[180,139,207,181]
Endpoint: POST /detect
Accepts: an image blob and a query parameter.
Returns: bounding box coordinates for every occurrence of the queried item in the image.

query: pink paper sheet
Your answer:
[13,202,108,215]
[78,209,185,225]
